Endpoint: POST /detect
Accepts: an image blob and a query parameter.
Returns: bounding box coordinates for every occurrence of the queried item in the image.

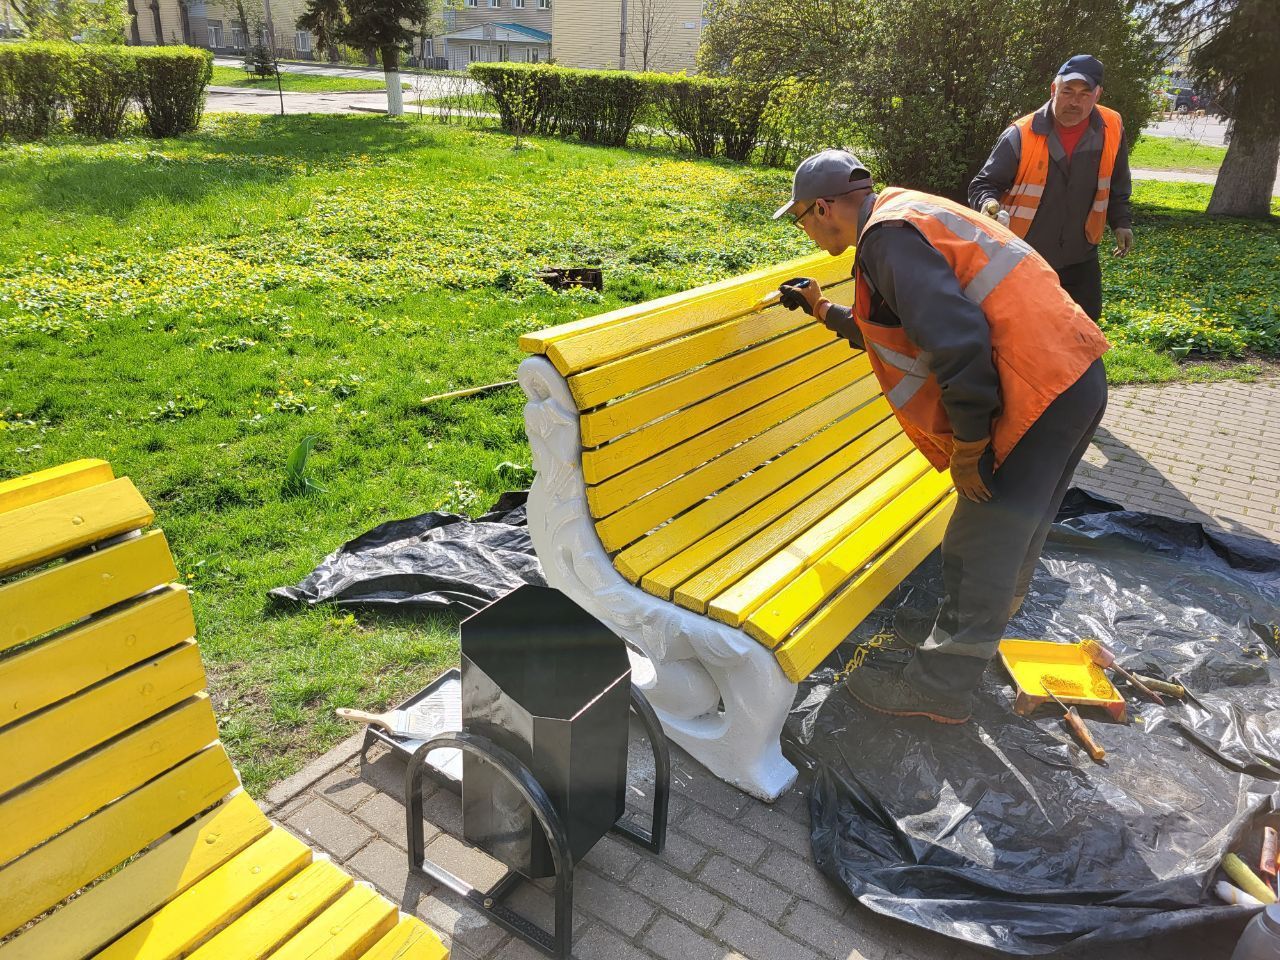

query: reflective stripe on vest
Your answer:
[1000,105,1123,245]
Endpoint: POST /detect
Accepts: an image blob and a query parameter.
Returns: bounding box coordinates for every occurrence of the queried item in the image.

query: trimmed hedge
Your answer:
[0,42,211,141]
[468,63,769,158]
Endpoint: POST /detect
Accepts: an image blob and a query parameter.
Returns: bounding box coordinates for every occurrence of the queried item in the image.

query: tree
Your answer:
[296,0,346,63]
[701,0,1162,202]
[10,0,128,41]
[1152,0,1279,218]
[297,0,428,115]
[626,0,675,71]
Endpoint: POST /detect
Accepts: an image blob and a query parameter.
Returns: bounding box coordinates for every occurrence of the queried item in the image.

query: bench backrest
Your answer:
[0,460,253,958]
[521,252,956,680]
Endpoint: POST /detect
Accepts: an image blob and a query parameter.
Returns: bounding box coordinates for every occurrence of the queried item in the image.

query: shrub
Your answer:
[69,46,137,138]
[134,47,213,138]
[556,68,647,146]
[757,79,864,168]
[469,62,560,137]
[0,42,74,141]
[652,74,768,160]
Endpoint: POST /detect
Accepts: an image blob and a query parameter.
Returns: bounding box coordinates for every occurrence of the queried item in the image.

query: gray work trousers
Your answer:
[906,358,1108,698]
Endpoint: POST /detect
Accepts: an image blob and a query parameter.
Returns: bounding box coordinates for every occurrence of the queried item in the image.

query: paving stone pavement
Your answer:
[266,377,1279,960]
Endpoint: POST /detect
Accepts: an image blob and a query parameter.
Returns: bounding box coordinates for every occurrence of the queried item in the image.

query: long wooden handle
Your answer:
[1062,708,1106,762]
[335,707,391,731]
[420,380,518,405]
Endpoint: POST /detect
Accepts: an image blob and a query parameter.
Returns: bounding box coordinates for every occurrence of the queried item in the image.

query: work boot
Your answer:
[844,663,972,724]
[893,606,938,649]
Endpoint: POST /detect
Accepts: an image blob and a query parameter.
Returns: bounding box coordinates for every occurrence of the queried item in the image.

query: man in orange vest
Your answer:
[969,54,1133,321]
[775,149,1109,723]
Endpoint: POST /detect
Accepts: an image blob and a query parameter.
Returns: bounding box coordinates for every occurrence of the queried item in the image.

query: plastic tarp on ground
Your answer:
[788,491,1280,955]
[272,489,1280,954]
[268,492,544,614]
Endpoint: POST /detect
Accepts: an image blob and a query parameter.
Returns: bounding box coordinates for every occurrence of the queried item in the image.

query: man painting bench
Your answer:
[776,149,1110,724]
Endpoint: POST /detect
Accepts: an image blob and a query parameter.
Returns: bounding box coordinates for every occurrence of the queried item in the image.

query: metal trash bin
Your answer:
[461,585,631,878]
[404,584,669,959]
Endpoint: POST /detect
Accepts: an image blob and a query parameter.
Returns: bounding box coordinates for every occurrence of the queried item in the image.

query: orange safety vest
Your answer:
[852,187,1110,471]
[1000,105,1123,245]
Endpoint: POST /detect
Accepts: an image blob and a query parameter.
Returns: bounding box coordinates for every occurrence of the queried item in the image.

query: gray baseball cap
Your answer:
[772,149,873,220]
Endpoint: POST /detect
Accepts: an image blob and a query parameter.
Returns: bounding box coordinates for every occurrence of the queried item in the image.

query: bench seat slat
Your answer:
[0,640,206,796]
[185,860,353,960]
[0,746,239,938]
[774,497,958,681]
[743,469,956,645]
[645,422,910,603]
[582,339,853,484]
[614,397,893,583]
[0,477,154,578]
[270,883,398,960]
[0,529,180,657]
[570,305,829,414]
[91,827,311,960]
[524,251,856,371]
[0,459,114,516]
[0,792,270,960]
[361,918,451,960]
[0,694,219,868]
[0,583,193,728]
[696,451,932,624]
[595,371,881,553]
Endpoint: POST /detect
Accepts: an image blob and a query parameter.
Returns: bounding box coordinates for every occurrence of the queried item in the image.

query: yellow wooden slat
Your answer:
[588,356,871,521]
[647,425,912,604]
[0,746,240,938]
[0,582,193,727]
[270,884,398,960]
[185,861,353,960]
[577,321,840,443]
[707,455,938,628]
[613,398,893,583]
[743,468,955,646]
[0,477,154,578]
[359,918,450,960]
[0,640,206,796]
[690,450,931,622]
[0,695,218,867]
[594,371,880,553]
[90,827,311,960]
[774,496,958,681]
[0,460,114,516]
[581,339,852,485]
[0,793,269,960]
[520,248,854,360]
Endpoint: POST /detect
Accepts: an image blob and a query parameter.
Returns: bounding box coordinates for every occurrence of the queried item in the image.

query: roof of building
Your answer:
[438,21,551,43]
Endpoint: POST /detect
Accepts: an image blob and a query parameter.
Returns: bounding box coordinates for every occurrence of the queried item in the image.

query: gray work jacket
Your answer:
[968,102,1131,270]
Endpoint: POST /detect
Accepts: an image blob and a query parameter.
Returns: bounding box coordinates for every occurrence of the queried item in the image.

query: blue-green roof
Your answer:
[494,22,551,42]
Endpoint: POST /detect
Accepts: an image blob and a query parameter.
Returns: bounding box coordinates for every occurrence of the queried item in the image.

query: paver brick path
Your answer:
[268,378,1279,959]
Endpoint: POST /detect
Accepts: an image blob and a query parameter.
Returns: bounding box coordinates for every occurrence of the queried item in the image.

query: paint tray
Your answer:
[999,639,1127,721]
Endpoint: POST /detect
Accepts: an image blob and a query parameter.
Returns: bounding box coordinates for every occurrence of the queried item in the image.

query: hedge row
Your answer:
[469,63,769,160]
[0,42,212,141]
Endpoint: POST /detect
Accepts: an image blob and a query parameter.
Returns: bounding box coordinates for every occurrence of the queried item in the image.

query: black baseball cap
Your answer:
[1056,54,1104,89]
[772,149,873,220]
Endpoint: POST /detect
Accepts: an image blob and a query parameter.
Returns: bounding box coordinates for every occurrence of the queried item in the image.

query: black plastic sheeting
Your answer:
[268,493,544,614]
[787,490,1280,955]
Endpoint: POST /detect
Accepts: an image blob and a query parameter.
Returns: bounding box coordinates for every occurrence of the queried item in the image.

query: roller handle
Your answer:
[1112,663,1165,705]
[1132,674,1186,699]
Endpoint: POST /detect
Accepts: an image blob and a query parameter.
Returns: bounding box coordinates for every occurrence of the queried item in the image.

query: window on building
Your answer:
[230,24,245,47]
[537,0,549,9]
[465,0,477,7]
[422,38,433,58]
[295,30,311,52]
[513,0,525,7]
[208,20,223,46]
[488,0,499,6]
[526,47,539,62]
[468,44,479,62]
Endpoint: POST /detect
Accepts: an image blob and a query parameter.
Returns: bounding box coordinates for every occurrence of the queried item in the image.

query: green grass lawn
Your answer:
[209,64,397,92]
[1,115,1276,790]
[1130,136,1227,173]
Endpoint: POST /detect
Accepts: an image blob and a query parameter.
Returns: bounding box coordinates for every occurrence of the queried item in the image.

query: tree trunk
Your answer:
[1207,122,1279,218]
[380,45,403,116]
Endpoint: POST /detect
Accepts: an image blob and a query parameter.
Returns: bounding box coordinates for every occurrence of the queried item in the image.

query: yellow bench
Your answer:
[0,460,448,960]
[517,251,956,800]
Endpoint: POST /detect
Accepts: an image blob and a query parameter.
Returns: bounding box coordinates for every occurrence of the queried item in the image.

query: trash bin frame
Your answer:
[405,683,670,960]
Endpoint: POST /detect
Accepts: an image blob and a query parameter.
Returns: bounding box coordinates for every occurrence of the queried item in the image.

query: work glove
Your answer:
[779,277,819,315]
[950,436,993,503]
[981,198,1011,228]
[1112,227,1133,258]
